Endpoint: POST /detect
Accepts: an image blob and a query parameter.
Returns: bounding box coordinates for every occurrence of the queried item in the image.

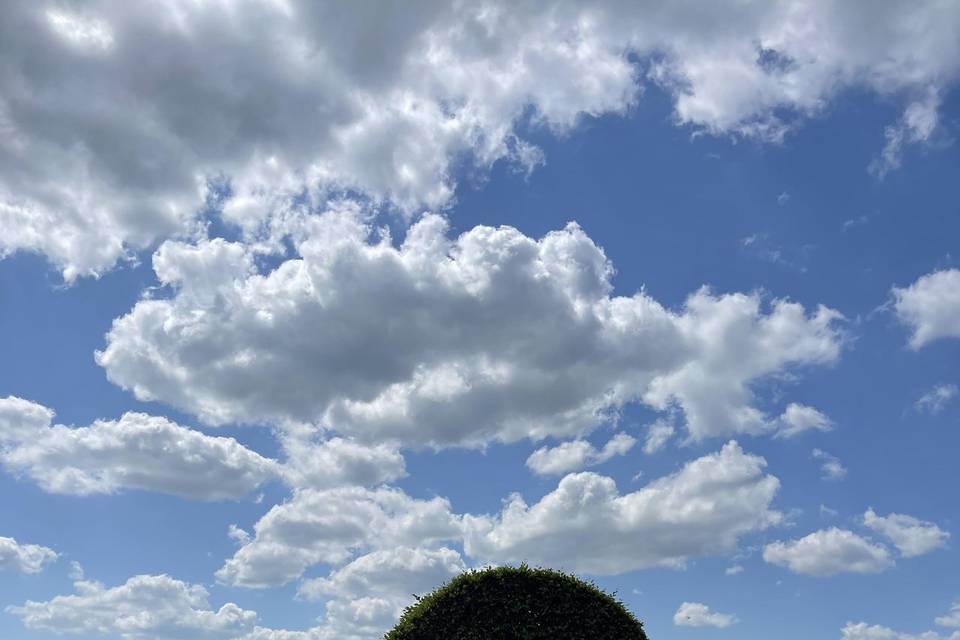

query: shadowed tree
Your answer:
[384,564,649,640]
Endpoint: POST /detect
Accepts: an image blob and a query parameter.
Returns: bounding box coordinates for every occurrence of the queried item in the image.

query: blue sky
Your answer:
[1,2,959,639]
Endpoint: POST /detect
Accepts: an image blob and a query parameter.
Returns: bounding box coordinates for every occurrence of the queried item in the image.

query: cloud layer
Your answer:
[2,1,958,277]
[98,210,842,447]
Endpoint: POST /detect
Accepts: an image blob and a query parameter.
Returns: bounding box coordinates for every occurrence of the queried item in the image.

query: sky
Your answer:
[1,2,959,639]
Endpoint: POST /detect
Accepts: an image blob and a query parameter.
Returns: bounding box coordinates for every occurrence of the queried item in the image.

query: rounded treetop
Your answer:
[384,564,649,640]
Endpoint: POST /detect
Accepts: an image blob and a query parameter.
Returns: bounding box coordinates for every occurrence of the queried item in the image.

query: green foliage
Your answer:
[384,564,649,640]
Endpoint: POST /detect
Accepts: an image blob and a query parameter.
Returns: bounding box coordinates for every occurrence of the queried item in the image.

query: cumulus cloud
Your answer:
[763,528,893,576]
[937,602,960,628]
[526,432,636,475]
[863,508,949,558]
[277,425,406,490]
[7,573,337,640]
[775,403,832,438]
[2,1,958,277]
[843,622,960,640]
[465,441,782,574]
[8,574,259,639]
[892,269,960,349]
[298,547,466,639]
[812,448,847,481]
[674,601,738,628]
[217,486,463,587]
[0,536,58,574]
[0,397,276,500]
[915,384,958,415]
[98,211,842,447]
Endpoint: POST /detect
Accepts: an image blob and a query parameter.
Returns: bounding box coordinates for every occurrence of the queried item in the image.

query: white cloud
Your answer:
[526,432,636,475]
[643,419,675,454]
[217,486,463,587]
[98,211,843,447]
[0,396,55,442]
[775,403,832,438]
[892,269,960,349]
[915,384,958,415]
[2,1,958,278]
[68,561,85,581]
[843,622,960,640]
[0,536,58,574]
[937,601,960,628]
[763,528,893,576]
[8,574,259,639]
[812,448,847,481]
[464,441,782,574]
[870,88,942,179]
[674,601,738,628]
[863,508,949,558]
[0,397,276,500]
[725,564,744,576]
[297,546,466,640]
[277,425,406,490]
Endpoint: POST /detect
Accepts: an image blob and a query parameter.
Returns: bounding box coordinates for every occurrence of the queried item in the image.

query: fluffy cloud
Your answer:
[937,602,960,628]
[217,486,463,587]
[98,211,842,447]
[763,528,893,576]
[0,536,57,574]
[298,547,466,639]
[775,403,832,438]
[673,601,738,628]
[863,508,949,558]
[915,384,958,415]
[0,397,275,500]
[464,441,782,574]
[277,425,406,490]
[843,622,960,640]
[526,432,636,475]
[3,1,958,278]
[892,269,960,349]
[812,448,847,481]
[8,574,259,639]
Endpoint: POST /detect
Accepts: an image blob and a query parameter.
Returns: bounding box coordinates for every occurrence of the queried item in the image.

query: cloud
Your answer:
[98,210,843,447]
[643,419,675,454]
[526,432,636,475]
[725,564,744,576]
[0,396,55,442]
[870,88,942,179]
[843,622,960,640]
[915,384,958,415]
[863,508,949,558]
[2,2,958,278]
[8,574,259,639]
[763,528,893,576]
[465,441,782,574]
[217,486,463,587]
[937,601,960,628]
[277,425,406,490]
[775,403,832,438]
[297,546,466,640]
[7,573,339,640]
[812,448,847,481]
[892,269,960,349]
[0,536,57,574]
[0,397,276,500]
[674,601,738,628]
